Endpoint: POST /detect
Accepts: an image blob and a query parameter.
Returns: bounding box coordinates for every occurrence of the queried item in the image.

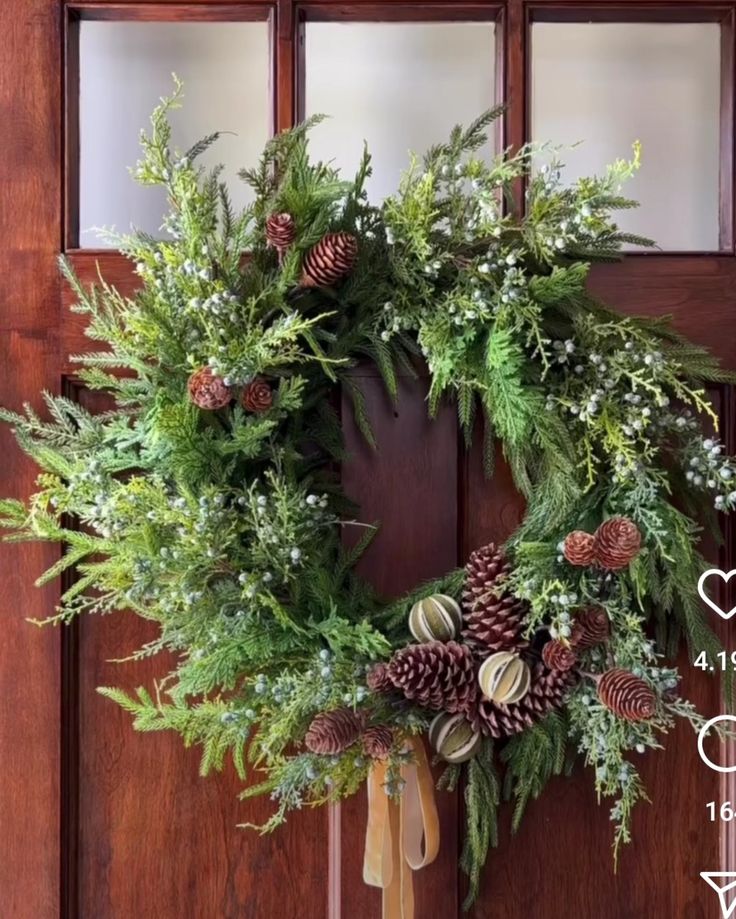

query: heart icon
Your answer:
[698,568,736,621]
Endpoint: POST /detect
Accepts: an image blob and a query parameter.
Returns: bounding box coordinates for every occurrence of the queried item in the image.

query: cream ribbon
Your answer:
[363,736,440,919]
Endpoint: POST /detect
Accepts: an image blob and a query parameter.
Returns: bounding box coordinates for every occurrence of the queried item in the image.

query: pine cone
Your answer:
[366,662,393,693]
[542,639,577,672]
[462,544,527,655]
[301,232,358,288]
[563,530,596,566]
[594,517,642,570]
[305,708,364,755]
[242,377,273,413]
[467,663,577,738]
[571,606,610,649]
[387,641,476,714]
[362,725,394,760]
[463,543,511,604]
[597,669,656,722]
[187,367,232,410]
[266,212,296,252]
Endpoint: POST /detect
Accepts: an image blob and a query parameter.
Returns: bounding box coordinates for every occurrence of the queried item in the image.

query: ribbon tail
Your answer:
[364,761,392,889]
[401,736,440,871]
[383,797,406,919]
[363,736,440,919]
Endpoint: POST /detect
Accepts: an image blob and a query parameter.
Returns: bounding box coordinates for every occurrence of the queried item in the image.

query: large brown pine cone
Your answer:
[463,596,529,655]
[563,530,596,566]
[594,517,642,571]
[304,708,364,755]
[463,543,511,604]
[362,725,394,760]
[597,669,656,722]
[266,212,296,251]
[301,232,358,288]
[241,377,273,413]
[542,639,577,672]
[570,606,610,649]
[387,641,477,714]
[187,367,232,410]
[462,544,528,655]
[467,663,577,738]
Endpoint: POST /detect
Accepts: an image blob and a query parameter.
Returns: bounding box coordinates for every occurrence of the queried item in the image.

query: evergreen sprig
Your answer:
[460,738,500,909]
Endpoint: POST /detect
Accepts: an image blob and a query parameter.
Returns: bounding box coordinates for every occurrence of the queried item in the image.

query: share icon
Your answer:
[702,873,736,918]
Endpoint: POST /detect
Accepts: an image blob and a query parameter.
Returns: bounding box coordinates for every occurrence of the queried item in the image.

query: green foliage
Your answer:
[460,739,500,910]
[501,712,570,832]
[1,86,734,902]
[98,686,250,779]
[483,328,539,446]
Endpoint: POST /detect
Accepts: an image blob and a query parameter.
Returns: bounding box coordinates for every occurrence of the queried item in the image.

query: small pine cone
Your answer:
[570,606,610,649]
[366,663,393,693]
[305,708,364,755]
[301,232,358,288]
[362,725,394,760]
[563,530,596,567]
[542,639,577,672]
[594,517,642,571]
[597,669,656,722]
[387,641,477,714]
[187,367,232,410]
[468,663,577,738]
[462,544,528,655]
[242,377,273,413]
[266,212,296,252]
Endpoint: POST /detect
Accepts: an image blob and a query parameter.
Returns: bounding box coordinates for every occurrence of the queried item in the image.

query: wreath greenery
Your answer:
[2,80,733,905]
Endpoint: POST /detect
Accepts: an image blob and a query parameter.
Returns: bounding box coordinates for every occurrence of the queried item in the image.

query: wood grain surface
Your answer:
[0,2,62,917]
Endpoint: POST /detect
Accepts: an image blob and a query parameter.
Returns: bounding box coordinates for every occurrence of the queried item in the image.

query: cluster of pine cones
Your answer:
[368,540,657,738]
[188,217,358,414]
[265,212,358,288]
[369,544,586,738]
[304,708,394,759]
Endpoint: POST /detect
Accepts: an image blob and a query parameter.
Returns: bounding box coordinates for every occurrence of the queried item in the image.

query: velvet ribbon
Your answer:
[363,736,440,919]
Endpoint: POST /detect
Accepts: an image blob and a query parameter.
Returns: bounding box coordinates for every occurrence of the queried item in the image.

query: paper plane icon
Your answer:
[701,873,736,918]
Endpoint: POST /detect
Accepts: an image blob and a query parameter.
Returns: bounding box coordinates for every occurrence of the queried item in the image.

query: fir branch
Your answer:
[460,739,500,910]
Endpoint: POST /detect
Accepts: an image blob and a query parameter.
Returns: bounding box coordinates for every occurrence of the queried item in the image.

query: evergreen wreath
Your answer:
[2,80,733,906]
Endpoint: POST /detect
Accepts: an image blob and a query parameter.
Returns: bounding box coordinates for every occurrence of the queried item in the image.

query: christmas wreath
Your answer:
[2,81,733,910]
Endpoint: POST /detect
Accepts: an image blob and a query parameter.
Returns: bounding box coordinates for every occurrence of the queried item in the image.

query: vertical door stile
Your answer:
[64,10,81,251]
[505,0,527,209]
[0,2,63,918]
[719,10,735,252]
[276,0,296,132]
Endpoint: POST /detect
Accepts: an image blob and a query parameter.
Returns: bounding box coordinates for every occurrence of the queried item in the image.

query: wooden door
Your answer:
[1,2,735,917]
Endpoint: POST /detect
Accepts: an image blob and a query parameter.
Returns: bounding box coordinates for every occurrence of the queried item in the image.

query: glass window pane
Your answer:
[79,22,270,248]
[304,23,496,203]
[532,23,721,251]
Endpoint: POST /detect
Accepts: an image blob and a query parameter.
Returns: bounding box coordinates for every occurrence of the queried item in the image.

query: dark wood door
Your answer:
[2,2,735,918]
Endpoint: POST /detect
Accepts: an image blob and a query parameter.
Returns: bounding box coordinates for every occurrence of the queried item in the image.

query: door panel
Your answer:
[75,604,329,918]
[2,2,736,918]
[464,427,726,917]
